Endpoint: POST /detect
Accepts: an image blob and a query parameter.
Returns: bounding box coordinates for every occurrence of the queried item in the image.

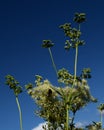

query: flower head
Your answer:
[5,75,22,96]
[42,40,54,48]
[74,13,86,23]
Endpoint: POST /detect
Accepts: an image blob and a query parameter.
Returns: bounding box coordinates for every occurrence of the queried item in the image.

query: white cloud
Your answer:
[32,122,63,130]
[75,122,84,128]
[32,121,88,130]
[32,122,47,130]
[75,121,88,128]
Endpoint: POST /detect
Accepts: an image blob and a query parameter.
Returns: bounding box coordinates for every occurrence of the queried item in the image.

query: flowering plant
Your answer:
[25,13,97,130]
[6,12,104,130]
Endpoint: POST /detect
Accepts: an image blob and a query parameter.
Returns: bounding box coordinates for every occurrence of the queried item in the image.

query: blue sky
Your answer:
[0,0,104,130]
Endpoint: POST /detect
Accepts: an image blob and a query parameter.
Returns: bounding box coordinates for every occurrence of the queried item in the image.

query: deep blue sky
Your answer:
[0,0,104,130]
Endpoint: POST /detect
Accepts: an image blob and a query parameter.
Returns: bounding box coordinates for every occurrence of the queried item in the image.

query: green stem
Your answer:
[66,104,69,130]
[48,48,58,77]
[16,96,23,130]
[78,24,81,31]
[72,45,78,88]
[74,45,78,80]
[70,112,75,130]
[72,24,80,88]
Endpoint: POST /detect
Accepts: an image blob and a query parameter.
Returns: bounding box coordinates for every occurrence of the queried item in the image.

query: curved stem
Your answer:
[16,96,23,130]
[48,48,58,77]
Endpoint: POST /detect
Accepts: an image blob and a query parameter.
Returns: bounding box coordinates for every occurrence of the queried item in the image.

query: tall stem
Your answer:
[73,24,80,87]
[16,96,23,130]
[74,45,78,80]
[66,104,69,130]
[72,45,78,88]
[70,112,75,130]
[48,48,58,77]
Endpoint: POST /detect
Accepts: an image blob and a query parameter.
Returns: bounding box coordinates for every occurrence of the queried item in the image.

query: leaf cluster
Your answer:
[5,75,22,96]
[59,13,86,51]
